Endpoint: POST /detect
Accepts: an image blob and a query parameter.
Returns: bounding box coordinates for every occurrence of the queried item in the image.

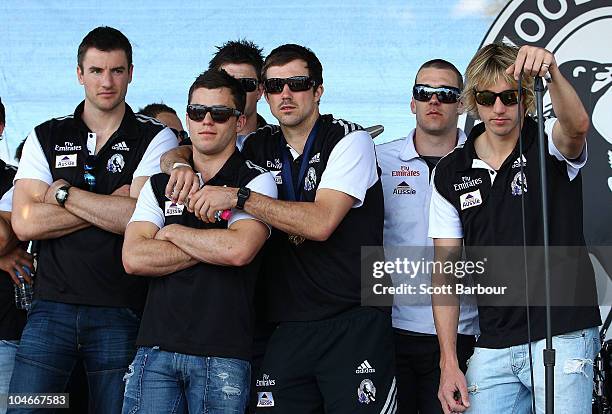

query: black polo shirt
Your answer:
[131,150,276,360]
[430,117,600,348]
[14,102,178,308]
[0,161,26,340]
[241,114,385,322]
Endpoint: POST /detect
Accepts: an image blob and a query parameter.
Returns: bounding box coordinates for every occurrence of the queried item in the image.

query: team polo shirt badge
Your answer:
[357,379,376,404]
[304,167,317,191]
[55,154,77,168]
[164,201,184,216]
[511,171,527,196]
[107,154,125,173]
[460,189,482,210]
[256,392,274,408]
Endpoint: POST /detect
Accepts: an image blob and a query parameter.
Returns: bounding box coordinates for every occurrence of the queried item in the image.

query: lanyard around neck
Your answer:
[279,119,320,201]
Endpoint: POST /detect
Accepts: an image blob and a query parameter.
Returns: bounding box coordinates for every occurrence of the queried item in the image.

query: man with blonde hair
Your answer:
[429,43,600,413]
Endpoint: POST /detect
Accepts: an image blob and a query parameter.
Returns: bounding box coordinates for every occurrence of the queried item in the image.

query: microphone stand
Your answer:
[535,76,555,414]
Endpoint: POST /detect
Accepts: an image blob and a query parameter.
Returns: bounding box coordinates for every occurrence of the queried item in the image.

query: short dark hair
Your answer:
[187,69,246,113]
[415,59,464,90]
[262,44,323,87]
[0,97,5,125]
[209,39,265,82]
[138,103,177,118]
[77,26,132,70]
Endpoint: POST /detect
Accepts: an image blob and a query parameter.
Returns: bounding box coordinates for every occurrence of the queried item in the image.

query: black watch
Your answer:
[236,187,251,210]
[55,185,71,207]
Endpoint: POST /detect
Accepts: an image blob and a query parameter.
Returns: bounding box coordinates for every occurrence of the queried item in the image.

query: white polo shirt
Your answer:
[377,128,479,335]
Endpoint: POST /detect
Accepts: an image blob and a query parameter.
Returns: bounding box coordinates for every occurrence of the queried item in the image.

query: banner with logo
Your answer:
[465,0,612,275]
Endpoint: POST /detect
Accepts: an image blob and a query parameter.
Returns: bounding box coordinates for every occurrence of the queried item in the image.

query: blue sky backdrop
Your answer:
[0,0,503,160]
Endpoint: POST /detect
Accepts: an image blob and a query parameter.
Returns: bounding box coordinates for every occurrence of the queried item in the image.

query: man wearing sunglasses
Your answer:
[208,39,267,149]
[160,43,396,413]
[122,69,276,413]
[8,27,178,412]
[429,44,600,414]
[376,60,479,413]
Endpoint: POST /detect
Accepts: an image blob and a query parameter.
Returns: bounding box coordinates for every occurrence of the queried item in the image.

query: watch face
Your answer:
[56,188,68,203]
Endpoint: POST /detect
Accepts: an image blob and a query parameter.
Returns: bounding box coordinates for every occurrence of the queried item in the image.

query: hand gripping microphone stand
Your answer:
[534,76,555,414]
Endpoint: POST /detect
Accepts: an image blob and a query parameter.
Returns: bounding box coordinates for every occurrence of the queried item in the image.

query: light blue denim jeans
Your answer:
[465,327,599,414]
[8,300,139,414]
[0,340,19,414]
[122,347,250,414]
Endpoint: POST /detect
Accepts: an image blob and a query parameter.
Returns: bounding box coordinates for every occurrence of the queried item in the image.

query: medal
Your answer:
[288,234,306,245]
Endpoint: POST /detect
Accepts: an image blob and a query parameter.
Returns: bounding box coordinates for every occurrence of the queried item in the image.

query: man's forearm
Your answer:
[548,65,590,141]
[0,212,18,256]
[123,237,198,277]
[433,299,460,368]
[160,145,193,174]
[13,202,90,241]
[65,188,136,235]
[164,224,259,267]
[432,241,463,368]
[244,192,337,242]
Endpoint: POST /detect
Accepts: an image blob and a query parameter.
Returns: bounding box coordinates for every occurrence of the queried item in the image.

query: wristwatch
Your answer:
[236,187,251,210]
[55,185,71,207]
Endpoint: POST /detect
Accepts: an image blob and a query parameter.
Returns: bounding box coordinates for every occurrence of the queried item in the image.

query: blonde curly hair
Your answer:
[462,43,535,119]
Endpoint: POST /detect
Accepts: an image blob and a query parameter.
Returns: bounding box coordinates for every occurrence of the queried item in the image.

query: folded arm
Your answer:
[12,178,90,241]
[157,218,269,267]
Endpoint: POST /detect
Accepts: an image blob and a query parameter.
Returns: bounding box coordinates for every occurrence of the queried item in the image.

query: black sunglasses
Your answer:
[474,89,519,106]
[413,84,461,104]
[238,78,259,93]
[186,104,242,123]
[264,76,315,94]
[84,155,96,191]
[170,128,189,142]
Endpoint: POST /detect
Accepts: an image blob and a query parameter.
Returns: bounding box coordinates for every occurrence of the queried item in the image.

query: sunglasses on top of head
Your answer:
[412,84,462,104]
[473,89,519,106]
[263,76,315,94]
[238,78,259,93]
[186,104,242,123]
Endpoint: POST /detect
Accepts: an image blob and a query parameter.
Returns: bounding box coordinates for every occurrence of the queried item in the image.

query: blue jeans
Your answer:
[465,327,599,414]
[7,300,139,414]
[0,340,19,414]
[122,347,250,414]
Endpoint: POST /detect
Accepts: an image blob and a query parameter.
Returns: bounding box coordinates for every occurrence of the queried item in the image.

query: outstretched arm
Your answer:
[508,45,589,159]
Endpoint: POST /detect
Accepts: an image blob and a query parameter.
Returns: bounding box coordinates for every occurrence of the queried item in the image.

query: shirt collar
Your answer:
[199,149,244,187]
[399,128,467,162]
[72,101,140,140]
[457,117,537,172]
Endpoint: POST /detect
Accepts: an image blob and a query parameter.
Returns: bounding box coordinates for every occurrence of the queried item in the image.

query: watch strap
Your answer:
[236,187,251,210]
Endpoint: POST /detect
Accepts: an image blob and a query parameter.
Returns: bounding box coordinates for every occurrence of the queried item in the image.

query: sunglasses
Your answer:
[238,78,259,93]
[170,128,189,142]
[474,89,519,106]
[264,76,315,94]
[413,84,461,104]
[186,104,242,123]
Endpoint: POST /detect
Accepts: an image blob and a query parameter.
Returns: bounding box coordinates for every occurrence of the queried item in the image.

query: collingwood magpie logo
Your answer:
[471,0,612,244]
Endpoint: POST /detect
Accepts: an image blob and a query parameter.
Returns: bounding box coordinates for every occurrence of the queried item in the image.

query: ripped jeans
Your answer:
[122,347,250,414]
[464,327,599,414]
